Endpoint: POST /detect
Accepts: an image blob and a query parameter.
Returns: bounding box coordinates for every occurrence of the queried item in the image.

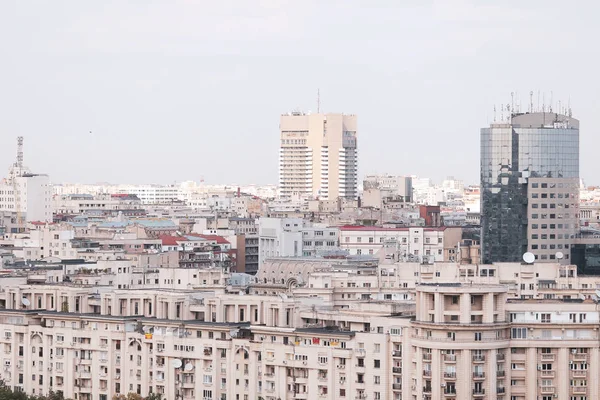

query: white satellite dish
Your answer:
[184,363,193,371]
[172,359,182,369]
[21,298,30,306]
[556,251,564,260]
[522,252,535,264]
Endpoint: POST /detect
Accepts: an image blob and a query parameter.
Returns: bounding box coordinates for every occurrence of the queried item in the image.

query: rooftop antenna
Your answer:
[568,97,572,117]
[511,92,514,115]
[493,105,496,122]
[529,91,534,113]
[542,92,546,113]
[317,89,321,113]
[549,91,553,113]
[16,136,23,170]
[500,104,504,121]
[537,90,540,112]
[558,100,562,115]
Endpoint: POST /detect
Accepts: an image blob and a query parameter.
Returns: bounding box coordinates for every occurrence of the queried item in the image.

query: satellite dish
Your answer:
[556,251,564,260]
[184,363,193,371]
[21,298,30,306]
[522,252,535,264]
[172,359,182,369]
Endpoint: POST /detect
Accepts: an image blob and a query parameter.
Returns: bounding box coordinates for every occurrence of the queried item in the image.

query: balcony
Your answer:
[573,353,589,361]
[392,384,402,390]
[496,353,505,361]
[444,354,456,362]
[472,389,485,396]
[422,386,432,394]
[472,372,485,380]
[541,386,555,394]
[572,387,587,394]
[572,370,587,378]
[423,353,432,361]
[472,355,485,362]
[423,370,432,377]
[444,389,456,396]
[443,372,456,379]
[541,354,555,361]
[393,367,402,374]
[497,387,506,394]
[496,370,506,378]
[392,350,402,358]
[540,370,554,378]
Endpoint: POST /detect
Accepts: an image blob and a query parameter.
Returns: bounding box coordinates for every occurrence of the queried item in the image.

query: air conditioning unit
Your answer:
[302,361,307,365]
[572,349,577,354]
[282,361,287,364]
[537,365,542,370]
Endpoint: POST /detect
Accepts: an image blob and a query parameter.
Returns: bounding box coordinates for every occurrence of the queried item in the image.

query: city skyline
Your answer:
[2,1,600,185]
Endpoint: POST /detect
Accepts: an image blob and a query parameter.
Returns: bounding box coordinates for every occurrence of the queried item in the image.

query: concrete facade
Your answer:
[279,113,358,200]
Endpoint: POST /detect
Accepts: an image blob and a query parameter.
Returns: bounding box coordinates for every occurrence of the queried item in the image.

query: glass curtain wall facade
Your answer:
[481,112,579,263]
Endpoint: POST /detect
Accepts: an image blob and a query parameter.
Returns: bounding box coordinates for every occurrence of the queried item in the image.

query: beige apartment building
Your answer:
[1,261,600,400]
[339,225,463,262]
[279,112,358,200]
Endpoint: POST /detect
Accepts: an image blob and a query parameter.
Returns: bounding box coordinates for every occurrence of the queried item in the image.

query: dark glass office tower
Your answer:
[481,112,579,263]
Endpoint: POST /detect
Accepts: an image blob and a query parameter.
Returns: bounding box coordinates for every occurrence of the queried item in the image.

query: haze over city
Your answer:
[1,0,600,185]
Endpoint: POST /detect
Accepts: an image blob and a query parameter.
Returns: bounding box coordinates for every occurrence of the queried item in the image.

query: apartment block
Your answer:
[339,225,462,261]
[279,112,358,200]
[1,273,600,400]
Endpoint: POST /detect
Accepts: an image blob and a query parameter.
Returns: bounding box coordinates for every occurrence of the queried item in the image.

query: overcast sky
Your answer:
[0,0,598,186]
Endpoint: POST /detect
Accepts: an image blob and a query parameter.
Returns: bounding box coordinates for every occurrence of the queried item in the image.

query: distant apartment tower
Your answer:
[279,112,358,200]
[0,138,52,224]
[481,111,579,263]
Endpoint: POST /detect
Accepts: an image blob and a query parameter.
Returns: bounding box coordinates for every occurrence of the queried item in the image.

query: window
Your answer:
[374,360,380,368]
[511,328,527,339]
